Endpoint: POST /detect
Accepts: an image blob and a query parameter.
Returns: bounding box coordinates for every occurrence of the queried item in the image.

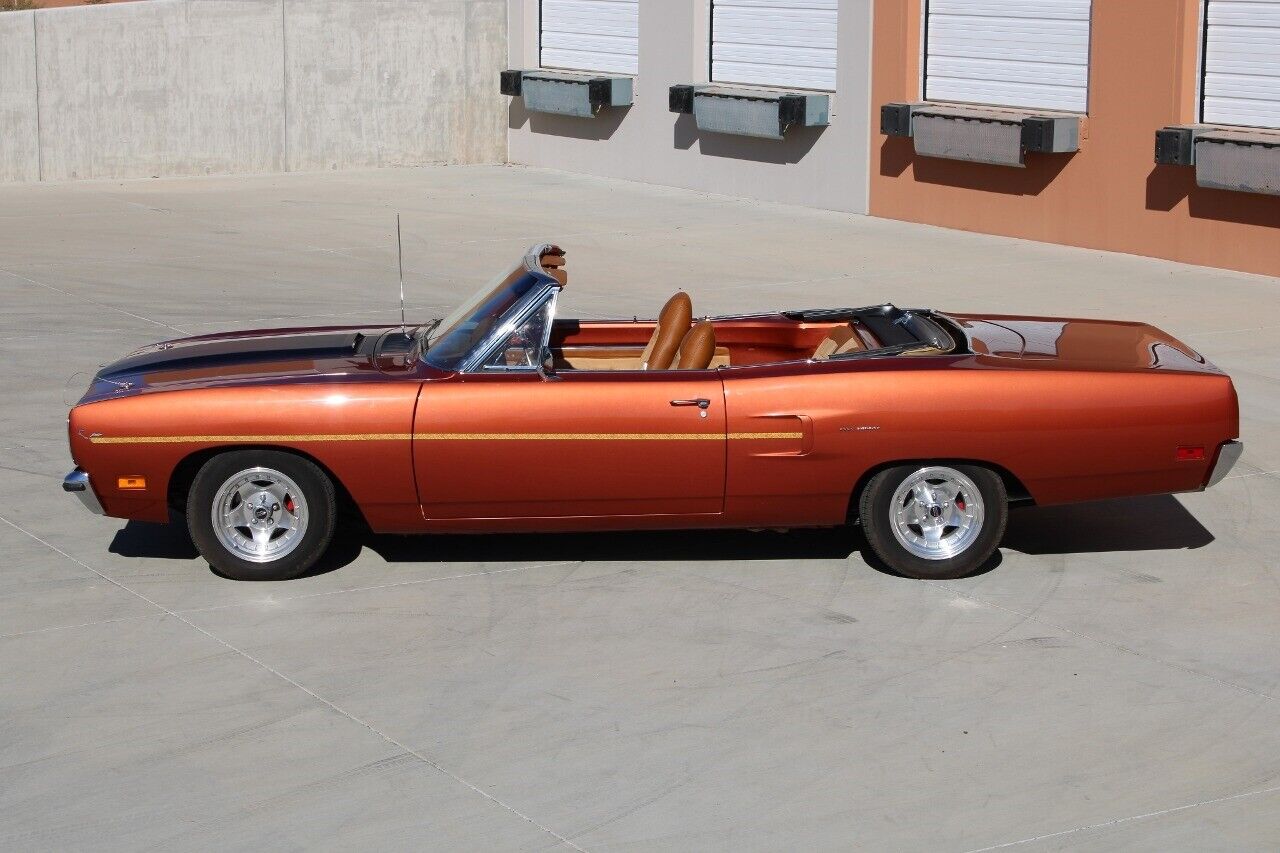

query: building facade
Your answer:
[508,0,875,213]
[506,0,1280,277]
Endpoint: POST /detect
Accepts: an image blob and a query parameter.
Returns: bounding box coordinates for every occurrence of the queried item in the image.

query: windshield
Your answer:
[422,259,547,370]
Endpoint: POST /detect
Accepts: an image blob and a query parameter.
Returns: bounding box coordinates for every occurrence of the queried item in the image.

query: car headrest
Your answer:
[677,321,716,370]
[642,292,692,370]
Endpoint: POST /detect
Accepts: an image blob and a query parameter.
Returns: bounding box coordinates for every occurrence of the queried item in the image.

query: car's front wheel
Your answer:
[858,463,1007,580]
[187,450,336,581]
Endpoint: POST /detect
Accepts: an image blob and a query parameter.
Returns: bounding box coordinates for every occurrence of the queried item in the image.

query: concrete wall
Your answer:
[506,0,874,214]
[1,0,506,183]
[0,12,39,183]
[870,0,1280,279]
[35,0,285,181]
[284,0,506,172]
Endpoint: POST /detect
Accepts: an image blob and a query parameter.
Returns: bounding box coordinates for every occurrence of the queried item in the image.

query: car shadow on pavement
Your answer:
[1003,495,1213,555]
[107,494,1213,580]
[109,517,200,560]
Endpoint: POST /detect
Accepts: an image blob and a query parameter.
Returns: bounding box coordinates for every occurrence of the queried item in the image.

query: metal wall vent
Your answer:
[501,70,633,119]
[670,85,829,141]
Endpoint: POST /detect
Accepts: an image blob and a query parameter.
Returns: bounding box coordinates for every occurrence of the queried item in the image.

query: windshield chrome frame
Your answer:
[461,285,561,373]
[422,243,562,373]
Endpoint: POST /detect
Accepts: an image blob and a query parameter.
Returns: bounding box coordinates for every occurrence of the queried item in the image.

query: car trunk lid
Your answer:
[942,314,1222,374]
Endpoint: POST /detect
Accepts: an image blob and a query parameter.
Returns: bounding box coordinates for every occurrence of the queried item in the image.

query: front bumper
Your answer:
[1206,440,1244,489]
[63,468,104,515]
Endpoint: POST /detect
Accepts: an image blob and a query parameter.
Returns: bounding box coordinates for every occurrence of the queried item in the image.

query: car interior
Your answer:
[481,248,957,372]
[545,293,957,371]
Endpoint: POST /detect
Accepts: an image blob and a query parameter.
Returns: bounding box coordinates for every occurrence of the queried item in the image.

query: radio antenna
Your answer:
[396,214,407,337]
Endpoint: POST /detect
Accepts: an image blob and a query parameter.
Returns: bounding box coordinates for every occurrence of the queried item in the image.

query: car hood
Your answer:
[943,313,1221,374]
[79,325,412,403]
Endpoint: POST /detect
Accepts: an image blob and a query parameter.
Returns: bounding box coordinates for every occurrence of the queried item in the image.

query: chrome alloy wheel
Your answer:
[888,466,985,561]
[211,467,309,563]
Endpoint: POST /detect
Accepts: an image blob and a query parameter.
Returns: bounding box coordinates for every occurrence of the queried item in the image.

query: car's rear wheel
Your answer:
[859,463,1007,580]
[187,450,335,581]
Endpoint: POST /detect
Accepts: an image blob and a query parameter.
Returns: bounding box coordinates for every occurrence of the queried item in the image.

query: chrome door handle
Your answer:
[670,398,711,409]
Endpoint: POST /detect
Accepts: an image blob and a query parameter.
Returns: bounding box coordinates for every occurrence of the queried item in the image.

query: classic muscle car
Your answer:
[64,245,1242,581]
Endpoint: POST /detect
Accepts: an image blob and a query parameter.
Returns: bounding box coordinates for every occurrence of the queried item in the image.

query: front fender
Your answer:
[68,382,421,526]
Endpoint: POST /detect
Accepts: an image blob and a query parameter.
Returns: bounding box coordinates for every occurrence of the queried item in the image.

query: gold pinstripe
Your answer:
[416,432,803,441]
[89,431,803,445]
[89,434,413,444]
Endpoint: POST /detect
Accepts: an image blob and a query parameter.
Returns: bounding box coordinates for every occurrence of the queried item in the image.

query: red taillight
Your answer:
[1176,446,1206,462]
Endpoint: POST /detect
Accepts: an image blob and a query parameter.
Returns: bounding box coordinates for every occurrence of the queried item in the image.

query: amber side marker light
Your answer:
[117,476,147,490]
[1176,447,1206,462]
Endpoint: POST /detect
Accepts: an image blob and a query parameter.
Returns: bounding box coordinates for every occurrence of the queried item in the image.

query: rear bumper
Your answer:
[1205,440,1244,489]
[63,468,104,515]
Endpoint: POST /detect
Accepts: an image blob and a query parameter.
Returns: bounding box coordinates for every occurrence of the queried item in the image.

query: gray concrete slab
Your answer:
[0,165,1277,850]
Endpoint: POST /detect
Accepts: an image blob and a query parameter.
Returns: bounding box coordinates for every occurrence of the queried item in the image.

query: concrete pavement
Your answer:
[1,165,1278,850]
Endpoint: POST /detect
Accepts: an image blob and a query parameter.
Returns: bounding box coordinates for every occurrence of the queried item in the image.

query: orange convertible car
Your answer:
[65,245,1242,581]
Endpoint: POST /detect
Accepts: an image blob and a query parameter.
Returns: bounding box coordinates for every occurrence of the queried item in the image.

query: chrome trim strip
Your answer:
[63,468,105,515]
[1206,439,1244,488]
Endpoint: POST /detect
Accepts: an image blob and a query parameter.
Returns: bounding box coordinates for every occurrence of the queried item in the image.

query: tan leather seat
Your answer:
[812,324,865,359]
[676,321,716,369]
[642,292,692,370]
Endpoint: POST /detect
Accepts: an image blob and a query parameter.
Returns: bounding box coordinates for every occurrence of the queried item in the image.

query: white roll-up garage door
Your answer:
[710,0,838,91]
[1202,0,1280,127]
[540,0,639,76]
[924,0,1092,113]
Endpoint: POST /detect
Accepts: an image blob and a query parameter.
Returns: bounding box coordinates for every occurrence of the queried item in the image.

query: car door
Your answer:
[720,362,858,528]
[415,370,727,524]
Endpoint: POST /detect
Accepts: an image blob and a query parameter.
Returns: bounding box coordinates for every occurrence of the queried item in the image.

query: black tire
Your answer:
[187,450,336,581]
[858,463,1007,580]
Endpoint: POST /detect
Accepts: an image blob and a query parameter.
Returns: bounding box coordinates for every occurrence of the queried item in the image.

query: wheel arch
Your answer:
[167,444,365,525]
[847,458,1033,522]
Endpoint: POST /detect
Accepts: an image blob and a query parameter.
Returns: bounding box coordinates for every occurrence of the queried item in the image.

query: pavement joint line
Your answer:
[302,244,460,282]
[0,268,187,335]
[0,561,582,641]
[1225,470,1278,481]
[186,309,394,327]
[0,615,150,641]
[1185,325,1280,338]
[0,244,385,269]
[3,326,158,343]
[710,257,1031,294]
[177,560,583,615]
[931,581,1279,703]
[2,308,448,343]
[0,513,587,853]
[959,782,1280,851]
[179,306,449,329]
[446,221,728,247]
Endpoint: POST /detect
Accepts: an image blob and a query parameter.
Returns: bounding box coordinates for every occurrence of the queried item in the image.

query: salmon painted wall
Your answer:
[870,0,1280,278]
